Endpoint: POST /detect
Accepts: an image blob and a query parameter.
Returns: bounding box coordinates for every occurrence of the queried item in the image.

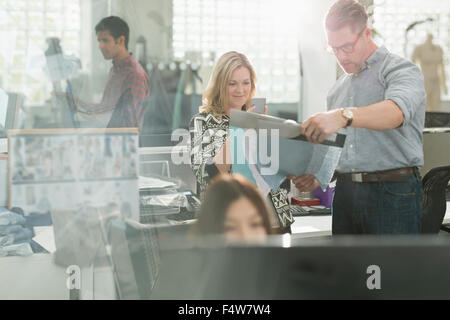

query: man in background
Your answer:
[71,16,149,128]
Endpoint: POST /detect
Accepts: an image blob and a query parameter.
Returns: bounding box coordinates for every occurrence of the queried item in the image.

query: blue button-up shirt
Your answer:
[327,46,426,173]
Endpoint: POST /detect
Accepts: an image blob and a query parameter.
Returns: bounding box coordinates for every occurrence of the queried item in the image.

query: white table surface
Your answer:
[0,253,69,300]
[291,201,450,238]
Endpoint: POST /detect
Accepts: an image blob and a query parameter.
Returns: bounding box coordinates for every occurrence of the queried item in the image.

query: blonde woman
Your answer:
[189,51,263,193]
[189,52,293,234]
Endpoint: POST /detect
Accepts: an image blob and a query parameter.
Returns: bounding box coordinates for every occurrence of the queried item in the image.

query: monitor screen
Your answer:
[0,88,8,129]
[108,218,192,300]
[0,92,24,133]
[151,235,450,300]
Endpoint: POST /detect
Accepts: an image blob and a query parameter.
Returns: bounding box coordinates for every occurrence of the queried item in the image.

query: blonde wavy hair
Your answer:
[200,51,257,116]
[325,0,368,32]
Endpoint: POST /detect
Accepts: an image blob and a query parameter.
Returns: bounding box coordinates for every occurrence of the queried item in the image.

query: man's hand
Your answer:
[53,92,78,111]
[300,109,347,144]
[287,174,319,193]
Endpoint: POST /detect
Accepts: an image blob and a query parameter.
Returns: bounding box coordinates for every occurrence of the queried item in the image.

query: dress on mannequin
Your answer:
[412,34,448,111]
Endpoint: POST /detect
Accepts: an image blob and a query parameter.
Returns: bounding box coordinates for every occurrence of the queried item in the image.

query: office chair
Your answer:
[421,165,450,233]
[108,218,190,299]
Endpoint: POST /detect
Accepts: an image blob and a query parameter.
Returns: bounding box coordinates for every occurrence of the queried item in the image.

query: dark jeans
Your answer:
[332,172,423,235]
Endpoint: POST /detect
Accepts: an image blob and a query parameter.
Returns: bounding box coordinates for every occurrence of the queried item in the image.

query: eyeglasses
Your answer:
[326,28,365,55]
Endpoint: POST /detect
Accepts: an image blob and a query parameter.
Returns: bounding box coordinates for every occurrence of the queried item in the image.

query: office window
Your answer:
[172,0,300,103]
[373,0,450,99]
[0,0,81,106]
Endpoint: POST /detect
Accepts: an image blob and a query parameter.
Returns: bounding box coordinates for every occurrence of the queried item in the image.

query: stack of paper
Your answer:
[230,110,346,191]
[139,176,179,191]
[140,193,186,216]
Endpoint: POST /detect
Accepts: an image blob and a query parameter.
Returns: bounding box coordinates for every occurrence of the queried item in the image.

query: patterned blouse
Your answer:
[189,112,229,193]
[189,111,294,229]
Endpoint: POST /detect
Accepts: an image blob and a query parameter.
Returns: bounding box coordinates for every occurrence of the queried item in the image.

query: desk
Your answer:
[291,201,450,238]
[0,253,69,300]
[0,153,7,207]
[0,253,116,300]
[291,215,331,238]
[1,202,449,300]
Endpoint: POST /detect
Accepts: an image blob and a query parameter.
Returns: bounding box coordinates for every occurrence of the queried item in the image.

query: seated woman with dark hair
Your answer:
[190,174,273,243]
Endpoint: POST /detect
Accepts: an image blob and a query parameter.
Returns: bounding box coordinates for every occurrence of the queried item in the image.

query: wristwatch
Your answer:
[341,108,354,128]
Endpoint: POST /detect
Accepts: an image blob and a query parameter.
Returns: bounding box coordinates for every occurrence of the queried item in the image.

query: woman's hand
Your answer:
[247,104,268,115]
[213,137,232,174]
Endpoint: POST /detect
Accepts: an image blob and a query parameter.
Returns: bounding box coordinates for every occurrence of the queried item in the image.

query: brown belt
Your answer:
[335,167,418,183]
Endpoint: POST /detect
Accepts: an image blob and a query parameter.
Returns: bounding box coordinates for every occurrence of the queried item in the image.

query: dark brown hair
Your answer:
[191,174,272,236]
[95,16,130,50]
[325,0,368,32]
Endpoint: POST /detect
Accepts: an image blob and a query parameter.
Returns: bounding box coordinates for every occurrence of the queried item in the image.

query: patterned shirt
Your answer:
[189,112,229,193]
[189,111,294,228]
[327,46,426,173]
[77,54,149,128]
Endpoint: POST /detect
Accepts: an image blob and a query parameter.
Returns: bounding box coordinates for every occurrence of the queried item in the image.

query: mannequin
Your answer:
[412,34,447,111]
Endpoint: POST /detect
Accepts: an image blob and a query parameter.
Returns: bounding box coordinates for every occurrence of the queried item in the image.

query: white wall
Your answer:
[112,0,172,62]
[78,0,110,103]
[297,0,337,122]
[110,0,338,122]
[77,0,171,103]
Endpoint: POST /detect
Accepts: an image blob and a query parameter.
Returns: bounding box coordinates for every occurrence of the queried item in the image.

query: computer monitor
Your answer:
[6,93,24,131]
[0,89,8,130]
[108,218,190,299]
[0,90,24,137]
[151,235,450,300]
[50,92,79,128]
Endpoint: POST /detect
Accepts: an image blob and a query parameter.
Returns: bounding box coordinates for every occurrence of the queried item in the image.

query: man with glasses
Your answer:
[290,0,426,234]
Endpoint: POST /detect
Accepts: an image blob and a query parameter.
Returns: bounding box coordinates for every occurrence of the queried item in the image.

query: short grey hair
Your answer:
[325,0,368,33]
